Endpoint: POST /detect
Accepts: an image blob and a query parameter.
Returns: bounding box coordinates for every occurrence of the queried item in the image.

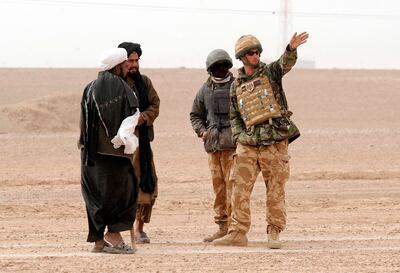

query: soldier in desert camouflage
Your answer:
[213,32,308,248]
[190,49,236,243]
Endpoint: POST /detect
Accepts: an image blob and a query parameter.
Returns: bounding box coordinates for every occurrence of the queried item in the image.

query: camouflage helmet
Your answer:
[206,49,233,71]
[234,34,263,59]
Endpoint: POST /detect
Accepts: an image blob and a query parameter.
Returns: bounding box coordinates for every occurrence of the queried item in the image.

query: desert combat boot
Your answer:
[212,231,248,246]
[267,226,282,249]
[203,223,228,243]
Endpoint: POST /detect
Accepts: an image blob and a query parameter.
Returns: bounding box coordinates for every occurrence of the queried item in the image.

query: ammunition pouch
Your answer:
[236,75,282,129]
[204,126,236,153]
[268,117,300,144]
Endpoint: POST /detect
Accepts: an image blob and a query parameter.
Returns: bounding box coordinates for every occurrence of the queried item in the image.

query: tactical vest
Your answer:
[236,74,282,129]
[202,82,232,129]
[202,80,236,152]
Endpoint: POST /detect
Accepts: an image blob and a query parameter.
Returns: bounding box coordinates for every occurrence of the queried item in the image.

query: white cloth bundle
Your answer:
[111,111,140,154]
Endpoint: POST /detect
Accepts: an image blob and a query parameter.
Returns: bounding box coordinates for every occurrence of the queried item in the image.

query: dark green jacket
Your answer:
[190,75,236,153]
[230,46,299,146]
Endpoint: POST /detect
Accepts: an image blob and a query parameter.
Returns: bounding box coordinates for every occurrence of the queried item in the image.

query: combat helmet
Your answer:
[234,35,263,59]
[206,49,233,71]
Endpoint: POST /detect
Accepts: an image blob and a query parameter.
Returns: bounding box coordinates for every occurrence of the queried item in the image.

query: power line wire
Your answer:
[1,0,275,14]
[1,0,400,20]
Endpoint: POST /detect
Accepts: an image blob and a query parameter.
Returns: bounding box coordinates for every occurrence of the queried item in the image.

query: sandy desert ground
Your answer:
[0,67,399,272]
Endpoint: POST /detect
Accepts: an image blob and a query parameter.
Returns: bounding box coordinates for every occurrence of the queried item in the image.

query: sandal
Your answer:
[136,231,150,244]
[91,241,111,253]
[103,242,136,254]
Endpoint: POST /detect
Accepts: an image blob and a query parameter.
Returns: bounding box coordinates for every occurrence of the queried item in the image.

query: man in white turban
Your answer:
[78,47,139,254]
[99,47,128,72]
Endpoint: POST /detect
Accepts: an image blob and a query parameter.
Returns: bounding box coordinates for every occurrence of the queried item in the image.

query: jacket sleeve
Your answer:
[190,85,207,137]
[141,75,160,126]
[229,82,245,143]
[267,45,298,80]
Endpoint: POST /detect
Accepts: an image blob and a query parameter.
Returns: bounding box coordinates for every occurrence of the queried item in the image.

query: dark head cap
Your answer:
[118,42,142,57]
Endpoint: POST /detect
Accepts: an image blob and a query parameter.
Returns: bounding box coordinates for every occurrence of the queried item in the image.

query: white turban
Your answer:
[99,48,127,71]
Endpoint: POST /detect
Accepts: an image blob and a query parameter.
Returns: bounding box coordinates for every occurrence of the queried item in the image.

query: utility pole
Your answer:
[280,0,292,50]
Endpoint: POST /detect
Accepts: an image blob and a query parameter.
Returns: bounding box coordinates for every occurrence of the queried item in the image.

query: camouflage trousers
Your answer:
[208,150,235,226]
[229,140,290,234]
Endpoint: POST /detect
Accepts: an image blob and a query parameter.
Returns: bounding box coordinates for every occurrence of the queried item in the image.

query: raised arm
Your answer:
[268,31,309,78]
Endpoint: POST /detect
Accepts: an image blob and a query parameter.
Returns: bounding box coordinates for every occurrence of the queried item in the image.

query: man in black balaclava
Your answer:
[118,42,160,244]
[190,49,236,243]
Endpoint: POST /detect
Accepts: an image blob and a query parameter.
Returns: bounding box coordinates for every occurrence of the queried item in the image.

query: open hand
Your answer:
[137,114,146,126]
[289,32,309,50]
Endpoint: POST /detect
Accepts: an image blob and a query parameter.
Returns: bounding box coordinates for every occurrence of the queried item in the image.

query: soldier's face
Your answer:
[210,62,230,78]
[127,52,140,74]
[243,48,260,66]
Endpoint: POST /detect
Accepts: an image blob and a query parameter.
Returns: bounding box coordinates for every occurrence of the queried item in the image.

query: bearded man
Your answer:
[118,42,160,244]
